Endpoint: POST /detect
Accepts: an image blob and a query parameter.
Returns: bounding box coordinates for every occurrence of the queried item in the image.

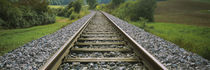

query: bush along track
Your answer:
[0,0,55,28]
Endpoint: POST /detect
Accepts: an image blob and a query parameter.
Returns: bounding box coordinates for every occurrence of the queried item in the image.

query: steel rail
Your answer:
[101,11,168,70]
[39,13,95,70]
[39,11,167,70]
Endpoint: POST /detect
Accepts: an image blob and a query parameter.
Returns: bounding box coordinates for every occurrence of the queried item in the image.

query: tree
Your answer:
[48,0,72,5]
[87,0,97,9]
[0,0,55,28]
[111,0,125,7]
[112,0,156,22]
[134,0,156,21]
[58,0,82,17]
[18,0,48,12]
[66,0,81,13]
[98,0,111,4]
[73,0,82,13]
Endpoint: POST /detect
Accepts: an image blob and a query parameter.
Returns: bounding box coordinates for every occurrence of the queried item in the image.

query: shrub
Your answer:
[96,4,106,10]
[0,0,56,28]
[0,18,5,26]
[110,0,125,8]
[57,0,82,17]
[42,12,56,25]
[87,0,97,9]
[73,1,82,13]
[112,0,156,22]
[69,12,79,20]
[66,0,81,13]
[139,17,149,29]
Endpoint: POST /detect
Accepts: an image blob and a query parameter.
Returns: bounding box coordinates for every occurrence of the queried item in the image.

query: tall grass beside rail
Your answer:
[131,22,210,60]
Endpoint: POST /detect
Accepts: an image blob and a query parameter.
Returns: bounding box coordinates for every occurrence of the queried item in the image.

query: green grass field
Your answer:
[0,16,76,56]
[131,22,210,60]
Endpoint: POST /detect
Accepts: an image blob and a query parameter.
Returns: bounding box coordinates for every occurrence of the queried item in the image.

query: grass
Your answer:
[0,16,76,56]
[155,0,210,27]
[200,10,210,14]
[0,5,90,56]
[130,22,210,60]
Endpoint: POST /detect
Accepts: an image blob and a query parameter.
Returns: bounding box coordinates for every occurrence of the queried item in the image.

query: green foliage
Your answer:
[0,16,74,56]
[139,17,149,29]
[0,0,55,28]
[48,0,72,5]
[49,5,65,8]
[0,8,90,56]
[110,0,125,8]
[42,12,56,24]
[97,0,111,4]
[18,0,49,13]
[57,0,82,17]
[112,0,156,22]
[69,6,90,20]
[131,22,210,60]
[0,18,5,26]
[96,4,106,10]
[156,0,167,1]
[87,0,97,9]
[68,0,82,13]
[56,8,65,16]
[69,12,80,20]
[78,6,91,17]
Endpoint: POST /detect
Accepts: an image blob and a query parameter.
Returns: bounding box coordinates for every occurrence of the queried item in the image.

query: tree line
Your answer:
[48,0,72,5]
[0,0,157,28]
[0,0,92,29]
[55,0,98,19]
[55,0,83,20]
[0,0,55,28]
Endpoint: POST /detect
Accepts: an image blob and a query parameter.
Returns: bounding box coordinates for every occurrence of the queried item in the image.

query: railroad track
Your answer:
[40,11,167,70]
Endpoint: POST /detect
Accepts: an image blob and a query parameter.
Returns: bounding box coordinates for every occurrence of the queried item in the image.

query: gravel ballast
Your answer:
[102,12,210,70]
[59,62,147,70]
[0,12,95,70]
[58,12,147,70]
[1,11,210,70]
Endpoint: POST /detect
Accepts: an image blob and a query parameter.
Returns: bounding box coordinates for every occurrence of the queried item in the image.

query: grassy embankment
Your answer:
[0,5,89,56]
[130,22,210,60]
[129,0,210,60]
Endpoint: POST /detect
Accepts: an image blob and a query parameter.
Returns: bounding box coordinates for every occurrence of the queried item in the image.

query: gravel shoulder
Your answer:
[0,11,95,70]
[102,11,210,70]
